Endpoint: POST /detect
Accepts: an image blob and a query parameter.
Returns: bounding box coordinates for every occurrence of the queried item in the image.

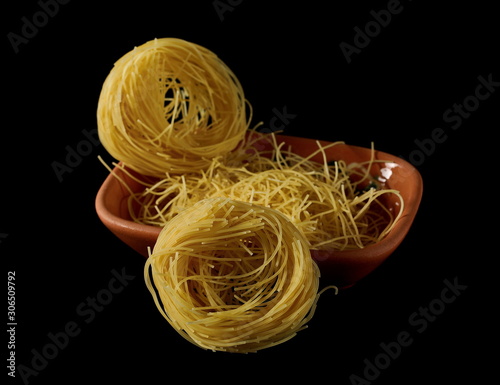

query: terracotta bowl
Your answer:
[95,134,423,288]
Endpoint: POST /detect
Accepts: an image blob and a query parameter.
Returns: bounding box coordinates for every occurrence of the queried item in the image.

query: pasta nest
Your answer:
[97,38,250,177]
[145,197,322,353]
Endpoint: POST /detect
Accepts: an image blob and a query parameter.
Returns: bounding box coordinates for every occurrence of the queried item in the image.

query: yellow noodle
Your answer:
[120,131,403,251]
[96,38,404,354]
[97,38,251,177]
[144,197,330,353]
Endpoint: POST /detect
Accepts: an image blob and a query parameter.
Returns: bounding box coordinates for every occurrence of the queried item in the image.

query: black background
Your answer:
[3,1,498,384]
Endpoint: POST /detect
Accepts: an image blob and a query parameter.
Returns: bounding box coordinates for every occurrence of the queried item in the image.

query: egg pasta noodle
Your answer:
[144,197,334,353]
[102,131,404,251]
[97,38,251,177]
[96,37,406,354]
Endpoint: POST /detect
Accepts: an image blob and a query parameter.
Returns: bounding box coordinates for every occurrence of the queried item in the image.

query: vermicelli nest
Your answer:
[97,38,250,177]
[114,132,403,251]
[96,37,404,354]
[144,197,322,353]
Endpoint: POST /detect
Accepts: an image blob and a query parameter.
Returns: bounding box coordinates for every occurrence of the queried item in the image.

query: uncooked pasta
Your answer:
[97,38,250,177]
[96,37,406,354]
[144,197,329,352]
[106,131,403,251]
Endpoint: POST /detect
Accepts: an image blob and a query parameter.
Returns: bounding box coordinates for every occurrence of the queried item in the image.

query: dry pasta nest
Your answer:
[145,197,328,353]
[110,131,403,252]
[97,38,250,177]
[97,38,404,353]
